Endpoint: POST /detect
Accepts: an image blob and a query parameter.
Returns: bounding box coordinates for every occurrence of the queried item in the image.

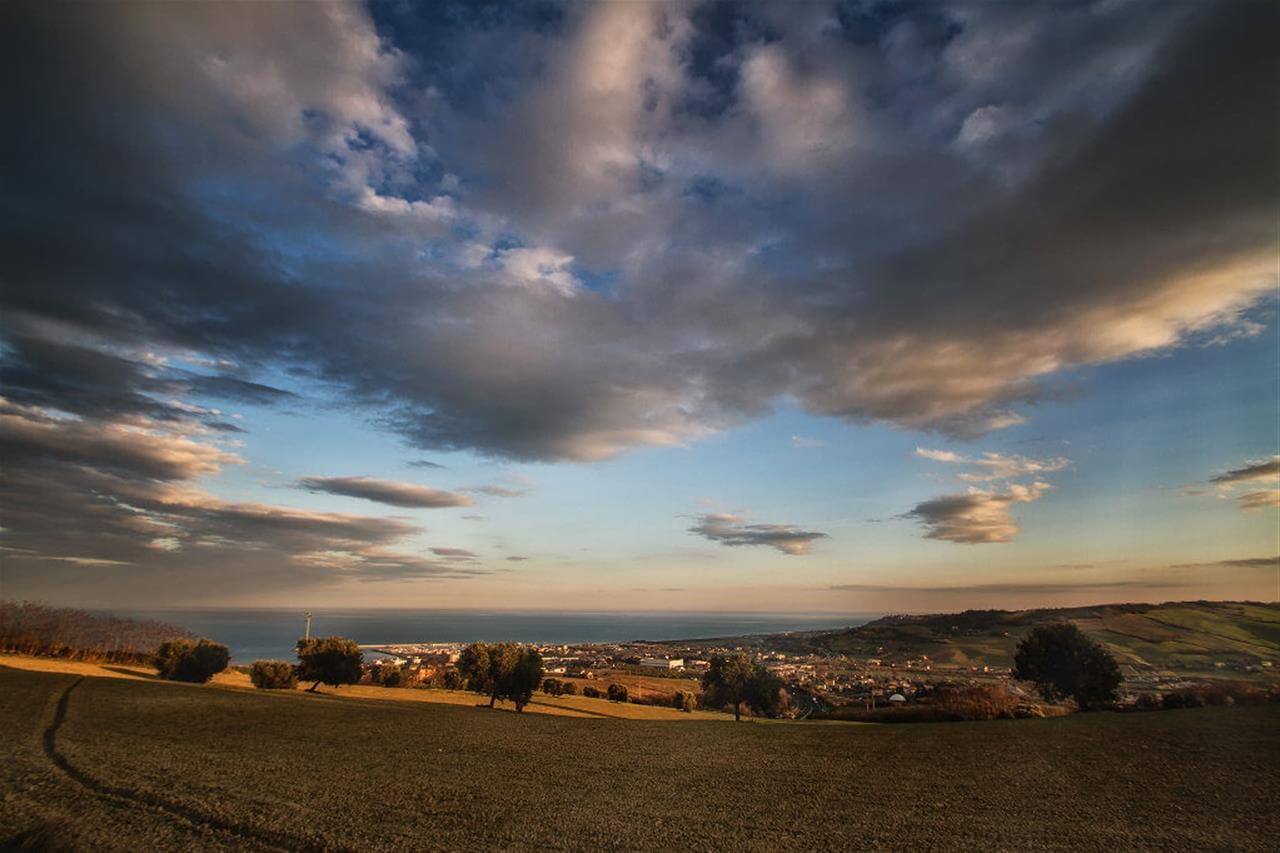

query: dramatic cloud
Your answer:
[2,0,1274,467]
[299,476,473,509]
[689,513,827,556]
[1,1,1276,599]
[905,482,1051,544]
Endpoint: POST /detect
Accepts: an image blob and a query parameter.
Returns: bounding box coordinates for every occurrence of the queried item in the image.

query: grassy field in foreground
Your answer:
[0,654,726,721]
[3,666,1278,851]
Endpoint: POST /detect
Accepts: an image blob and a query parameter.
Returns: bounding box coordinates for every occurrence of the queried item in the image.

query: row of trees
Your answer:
[456,642,544,712]
[2,600,194,663]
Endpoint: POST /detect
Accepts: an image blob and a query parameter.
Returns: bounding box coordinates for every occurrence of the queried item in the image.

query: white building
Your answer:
[639,657,684,670]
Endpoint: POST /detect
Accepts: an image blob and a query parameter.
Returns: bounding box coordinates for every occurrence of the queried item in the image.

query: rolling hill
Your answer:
[694,601,1280,676]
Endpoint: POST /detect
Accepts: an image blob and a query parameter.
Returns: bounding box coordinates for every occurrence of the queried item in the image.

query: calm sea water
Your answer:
[118,609,876,663]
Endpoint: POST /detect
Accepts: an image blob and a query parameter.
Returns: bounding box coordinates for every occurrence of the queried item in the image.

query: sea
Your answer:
[117,609,877,664]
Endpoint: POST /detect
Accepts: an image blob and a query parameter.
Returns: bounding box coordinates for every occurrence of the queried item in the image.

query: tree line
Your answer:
[1,600,194,663]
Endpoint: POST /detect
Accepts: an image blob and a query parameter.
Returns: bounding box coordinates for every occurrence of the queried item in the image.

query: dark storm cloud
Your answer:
[3,0,1275,465]
[689,513,827,556]
[299,477,473,509]
[0,1,1276,590]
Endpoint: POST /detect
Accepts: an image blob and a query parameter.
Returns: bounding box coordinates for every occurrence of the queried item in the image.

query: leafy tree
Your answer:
[443,669,465,690]
[1013,623,1122,710]
[154,638,229,683]
[672,690,697,712]
[607,683,629,703]
[702,653,782,720]
[296,636,362,692]
[484,642,521,708]
[249,659,297,689]
[457,641,542,711]
[457,642,493,697]
[507,647,543,712]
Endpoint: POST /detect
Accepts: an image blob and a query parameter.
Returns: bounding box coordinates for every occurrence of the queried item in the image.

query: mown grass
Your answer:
[3,666,1277,851]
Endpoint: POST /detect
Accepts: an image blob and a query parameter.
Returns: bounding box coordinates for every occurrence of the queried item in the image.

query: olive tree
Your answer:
[154,638,229,683]
[1013,623,1122,710]
[702,653,783,720]
[249,659,297,689]
[296,636,362,692]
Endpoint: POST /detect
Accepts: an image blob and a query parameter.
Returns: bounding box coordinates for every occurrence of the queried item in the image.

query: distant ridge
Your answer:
[675,601,1280,677]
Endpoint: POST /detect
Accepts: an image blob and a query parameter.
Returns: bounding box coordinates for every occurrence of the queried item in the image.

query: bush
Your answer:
[582,686,602,699]
[935,685,1021,721]
[249,660,298,690]
[443,669,465,690]
[673,690,697,712]
[1013,623,1121,710]
[606,683,629,702]
[1134,693,1161,711]
[561,681,579,696]
[543,677,564,696]
[154,638,230,683]
[296,636,362,692]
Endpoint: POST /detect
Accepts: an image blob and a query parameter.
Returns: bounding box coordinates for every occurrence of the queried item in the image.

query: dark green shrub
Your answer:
[443,669,465,690]
[607,683,629,703]
[154,638,229,683]
[1135,693,1161,711]
[582,686,601,698]
[561,681,578,696]
[1013,623,1121,710]
[542,677,564,696]
[249,659,297,689]
[296,636,362,692]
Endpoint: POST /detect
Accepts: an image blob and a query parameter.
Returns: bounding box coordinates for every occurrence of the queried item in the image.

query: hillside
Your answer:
[3,665,1278,850]
[692,601,1280,676]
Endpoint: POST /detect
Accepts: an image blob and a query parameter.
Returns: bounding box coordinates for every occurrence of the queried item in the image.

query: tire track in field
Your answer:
[41,677,333,852]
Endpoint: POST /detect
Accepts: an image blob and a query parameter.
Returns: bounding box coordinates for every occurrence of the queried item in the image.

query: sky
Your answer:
[0,0,1276,613]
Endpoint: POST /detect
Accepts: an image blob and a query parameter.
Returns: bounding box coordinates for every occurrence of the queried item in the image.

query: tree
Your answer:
[702,653,782,720]
[672,690,697,712]
[457,642,543,711]
[296,636,362,692]
[561,681,579,696]
[507,647,543,712]
[1013,623,1122,710]
[249,659,297,689]
[607,683,629,703]
[543,677,563,696]
[154,638,229,683]
[457,642,493,697]
[443,669,465,690]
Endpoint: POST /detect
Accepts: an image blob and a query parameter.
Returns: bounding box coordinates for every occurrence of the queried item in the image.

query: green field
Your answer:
[3,666,1278,850]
